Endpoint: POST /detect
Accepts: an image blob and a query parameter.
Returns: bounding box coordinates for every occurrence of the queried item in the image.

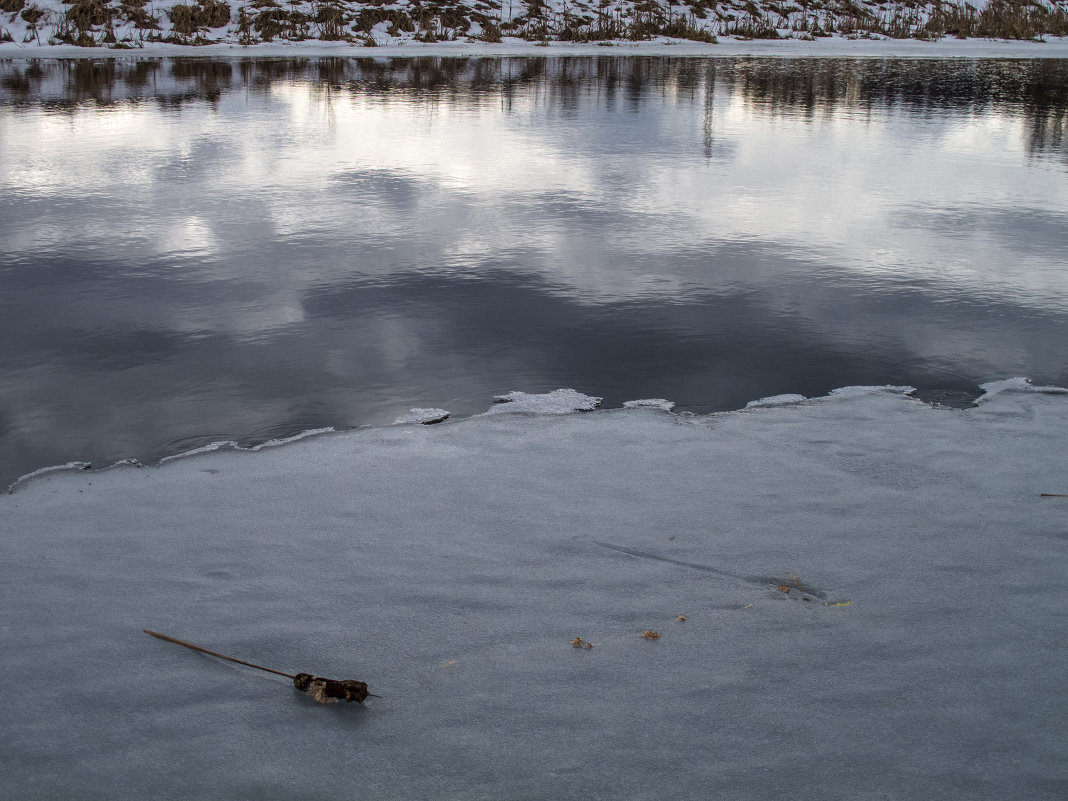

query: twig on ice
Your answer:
[143,629,378,704]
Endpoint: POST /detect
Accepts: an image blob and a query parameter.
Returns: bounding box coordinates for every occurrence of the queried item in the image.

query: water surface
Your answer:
[2,56,1067,484]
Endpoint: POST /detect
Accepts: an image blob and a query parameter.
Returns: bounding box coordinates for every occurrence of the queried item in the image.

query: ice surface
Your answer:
[745,393,806,408]
[4,460,92,494]
[828,384,917,398]
[154,428,337,463]
[392,408,451,425]
[975,376,1068,403]
[486,388,602,415]
[157,439,239,462]
[622,399,676,411]
[2,384,1067,800]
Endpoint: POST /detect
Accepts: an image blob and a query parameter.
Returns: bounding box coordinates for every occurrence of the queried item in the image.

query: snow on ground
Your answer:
[3,34,1068,57]
[2,381,1066,799]
[3,0,1068,59]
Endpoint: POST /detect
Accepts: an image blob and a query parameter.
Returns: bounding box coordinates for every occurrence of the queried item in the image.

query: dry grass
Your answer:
[20,3,46,25]
[314,1,352,39]
[29,0,1068,47]
[169,1,231,35]
[120,0,159,29]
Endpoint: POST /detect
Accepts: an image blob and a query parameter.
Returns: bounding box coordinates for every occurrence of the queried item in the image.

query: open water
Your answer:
[1,55,1067,484]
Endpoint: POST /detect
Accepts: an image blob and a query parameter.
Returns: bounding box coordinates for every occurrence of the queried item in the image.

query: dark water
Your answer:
[1,56,1067,485]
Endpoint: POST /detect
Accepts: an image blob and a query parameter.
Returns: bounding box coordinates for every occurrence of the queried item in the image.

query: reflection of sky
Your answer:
[1,57,1067,482]
[4,66,1066,311]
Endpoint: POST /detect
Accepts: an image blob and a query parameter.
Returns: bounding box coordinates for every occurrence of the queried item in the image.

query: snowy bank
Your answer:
[3,0,1068,57]
[2,382,1066,799]
[4,34,1068,58]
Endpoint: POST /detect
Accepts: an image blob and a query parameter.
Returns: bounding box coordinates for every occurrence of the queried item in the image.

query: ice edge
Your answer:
[9,380,1067,493]
[6,426,336,494]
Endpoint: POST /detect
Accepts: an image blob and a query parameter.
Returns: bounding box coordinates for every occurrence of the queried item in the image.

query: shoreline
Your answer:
[3,35,1068,59]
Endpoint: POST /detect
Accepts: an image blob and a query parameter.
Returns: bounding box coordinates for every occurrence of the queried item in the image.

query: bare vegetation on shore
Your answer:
[1,0,1066,47]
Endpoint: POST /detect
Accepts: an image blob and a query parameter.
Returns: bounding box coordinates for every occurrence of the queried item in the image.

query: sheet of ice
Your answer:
[622,398,676,411]
[975,376,1068,403]
[243,427,337,449]
[155,427,337,463]
[485,388,602,415]
[745,393,806,408]
[3,460,92,494]
[157,439,240,462]
[828,384,917,398]
[2,384,1067,800]
[392,408,450,425]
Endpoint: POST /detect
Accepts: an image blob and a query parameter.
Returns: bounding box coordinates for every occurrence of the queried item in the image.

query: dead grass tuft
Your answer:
[169,1,231,35]
[20,3,45,25]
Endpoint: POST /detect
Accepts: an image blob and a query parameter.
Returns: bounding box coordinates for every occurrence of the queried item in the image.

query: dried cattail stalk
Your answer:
[144,630,376,704]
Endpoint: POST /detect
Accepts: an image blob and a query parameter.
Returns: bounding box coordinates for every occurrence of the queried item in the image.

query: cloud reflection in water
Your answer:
[0,56,1066,482]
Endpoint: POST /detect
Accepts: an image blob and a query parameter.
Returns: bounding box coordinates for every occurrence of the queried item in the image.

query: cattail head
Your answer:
[293,673,370,704]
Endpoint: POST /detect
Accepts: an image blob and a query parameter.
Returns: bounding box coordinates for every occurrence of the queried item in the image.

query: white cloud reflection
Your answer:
[4,62,1065,324]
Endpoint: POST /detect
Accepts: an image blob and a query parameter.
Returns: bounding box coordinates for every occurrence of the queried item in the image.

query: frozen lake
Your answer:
[3,382,1067,800]
[2,55,1067,483]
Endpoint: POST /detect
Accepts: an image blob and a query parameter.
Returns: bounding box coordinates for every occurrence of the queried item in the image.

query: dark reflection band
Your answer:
[1,56,1066,156]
